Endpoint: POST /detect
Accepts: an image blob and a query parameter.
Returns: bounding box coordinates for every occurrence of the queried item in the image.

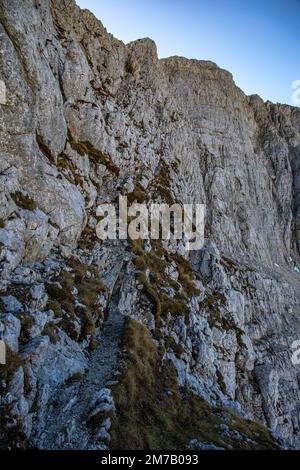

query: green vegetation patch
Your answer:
[11,192,37,211]
[131,239,199,326]
[150,161,174,205]
[109,317,278,450]
[45,258,107,342]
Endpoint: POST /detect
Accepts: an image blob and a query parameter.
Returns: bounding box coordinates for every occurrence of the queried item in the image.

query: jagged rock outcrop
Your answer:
[1,0,300,449]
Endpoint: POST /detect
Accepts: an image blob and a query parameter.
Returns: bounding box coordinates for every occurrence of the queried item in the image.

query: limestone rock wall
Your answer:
[1,0,300,449]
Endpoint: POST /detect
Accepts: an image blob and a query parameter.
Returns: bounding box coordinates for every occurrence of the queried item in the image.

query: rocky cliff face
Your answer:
[1,0,300,450]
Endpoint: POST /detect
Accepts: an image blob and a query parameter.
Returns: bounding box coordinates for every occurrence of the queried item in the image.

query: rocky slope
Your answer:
[1,0,300,450]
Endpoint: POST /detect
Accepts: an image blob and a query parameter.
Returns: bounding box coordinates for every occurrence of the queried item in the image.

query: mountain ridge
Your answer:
[0,0,300,449]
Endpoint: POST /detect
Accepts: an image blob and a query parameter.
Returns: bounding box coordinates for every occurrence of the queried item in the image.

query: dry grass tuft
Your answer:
[45,258,107,342]
[110,317,278,450]
[131,239,199,326]
[11,192,37,211]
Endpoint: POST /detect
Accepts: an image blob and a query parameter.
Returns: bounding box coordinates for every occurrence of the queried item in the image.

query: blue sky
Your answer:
[76,0,300,105]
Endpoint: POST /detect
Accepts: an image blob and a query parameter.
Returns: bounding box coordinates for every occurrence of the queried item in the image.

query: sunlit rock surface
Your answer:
[0,0,300,450]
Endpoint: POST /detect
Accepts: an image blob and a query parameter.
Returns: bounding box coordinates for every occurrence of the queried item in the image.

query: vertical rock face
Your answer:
[1,0,300,449]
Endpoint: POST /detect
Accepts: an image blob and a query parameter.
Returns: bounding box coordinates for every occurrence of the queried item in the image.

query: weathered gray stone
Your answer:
[0,313,21,352]
[1,0,300,451]
[0,295,23,313]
